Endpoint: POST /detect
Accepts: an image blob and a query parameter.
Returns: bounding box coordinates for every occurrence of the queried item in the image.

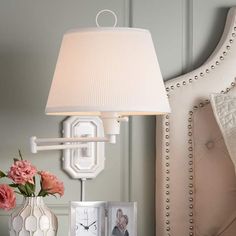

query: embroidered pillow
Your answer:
[210,93,236,172]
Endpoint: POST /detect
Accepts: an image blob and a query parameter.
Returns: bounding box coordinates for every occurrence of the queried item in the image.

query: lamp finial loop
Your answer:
[95,9,118,27]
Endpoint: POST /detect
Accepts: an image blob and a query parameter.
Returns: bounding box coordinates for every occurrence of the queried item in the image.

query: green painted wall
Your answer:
[0,0,236,235]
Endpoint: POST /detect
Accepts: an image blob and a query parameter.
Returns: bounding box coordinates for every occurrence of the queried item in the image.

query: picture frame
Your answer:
[69,201,137,236]
[108,202,137,236]
[70,201,106,236]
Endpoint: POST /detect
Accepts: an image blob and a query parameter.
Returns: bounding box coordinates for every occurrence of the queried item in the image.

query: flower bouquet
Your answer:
[0,151,64,235]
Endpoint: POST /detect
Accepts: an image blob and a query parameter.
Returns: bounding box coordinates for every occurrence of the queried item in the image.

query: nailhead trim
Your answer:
[163,113,171,234]
[187,109,194,235]
[165,33,231,93]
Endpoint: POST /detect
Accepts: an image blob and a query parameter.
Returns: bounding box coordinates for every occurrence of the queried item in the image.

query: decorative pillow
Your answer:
[210,93,236,173]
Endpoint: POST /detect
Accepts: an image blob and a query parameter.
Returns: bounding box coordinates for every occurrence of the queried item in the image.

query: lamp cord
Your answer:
[81,178,86,201]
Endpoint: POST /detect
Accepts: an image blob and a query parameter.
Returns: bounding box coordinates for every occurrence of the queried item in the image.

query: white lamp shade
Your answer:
[46,27,170,116]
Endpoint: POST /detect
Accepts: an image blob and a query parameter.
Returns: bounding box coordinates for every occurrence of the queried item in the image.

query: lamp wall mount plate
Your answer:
[62,116,105,179]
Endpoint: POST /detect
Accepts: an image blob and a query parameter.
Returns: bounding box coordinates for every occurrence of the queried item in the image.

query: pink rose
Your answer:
[0,184,16,211]
[39,171,64,197]
[8,160,37,185]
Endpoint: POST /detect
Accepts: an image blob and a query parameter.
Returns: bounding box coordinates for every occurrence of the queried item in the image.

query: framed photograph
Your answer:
[108,202,137,236]
[70,201,106,236]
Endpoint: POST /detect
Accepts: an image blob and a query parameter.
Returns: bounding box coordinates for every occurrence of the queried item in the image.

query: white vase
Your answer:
[9,197,58,236]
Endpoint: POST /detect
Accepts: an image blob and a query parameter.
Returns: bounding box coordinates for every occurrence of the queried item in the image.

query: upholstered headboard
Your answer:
[156,7,236,236]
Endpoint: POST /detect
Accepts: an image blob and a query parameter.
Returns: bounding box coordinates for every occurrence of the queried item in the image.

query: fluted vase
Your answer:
[9,197,58,236]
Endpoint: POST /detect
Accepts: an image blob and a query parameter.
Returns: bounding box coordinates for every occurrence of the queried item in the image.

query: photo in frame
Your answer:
[108,202,137,236]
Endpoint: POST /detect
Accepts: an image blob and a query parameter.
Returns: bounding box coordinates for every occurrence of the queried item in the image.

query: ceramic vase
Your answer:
[9,197,58,236]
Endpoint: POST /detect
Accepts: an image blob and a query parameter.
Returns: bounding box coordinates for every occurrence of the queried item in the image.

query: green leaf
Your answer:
[0,170,6,178]
[50,193,58,199]
[27,182,34,189]
[38,189,48,197]
[9,184,19,188]
[32,177,36,192]
[25,184,34,196]
[14,191,23,195]
[25,182,36,197]
[13,158,20,163]
[18,150,23,160]
[18,185,28,196]
[30,183,35,193]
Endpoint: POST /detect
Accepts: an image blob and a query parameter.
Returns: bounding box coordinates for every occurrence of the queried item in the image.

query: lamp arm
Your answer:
[30,114,129,154]
[30,136,111,154]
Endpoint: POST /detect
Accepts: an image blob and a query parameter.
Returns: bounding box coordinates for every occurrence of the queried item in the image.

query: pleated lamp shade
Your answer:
[45,27,170,116]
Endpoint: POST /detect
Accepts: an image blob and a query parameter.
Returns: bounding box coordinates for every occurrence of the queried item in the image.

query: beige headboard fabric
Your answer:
[156,7,236,236]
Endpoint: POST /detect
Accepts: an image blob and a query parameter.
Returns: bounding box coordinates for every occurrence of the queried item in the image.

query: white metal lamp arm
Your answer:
[30,113,129,153]
[30,136,111,153]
